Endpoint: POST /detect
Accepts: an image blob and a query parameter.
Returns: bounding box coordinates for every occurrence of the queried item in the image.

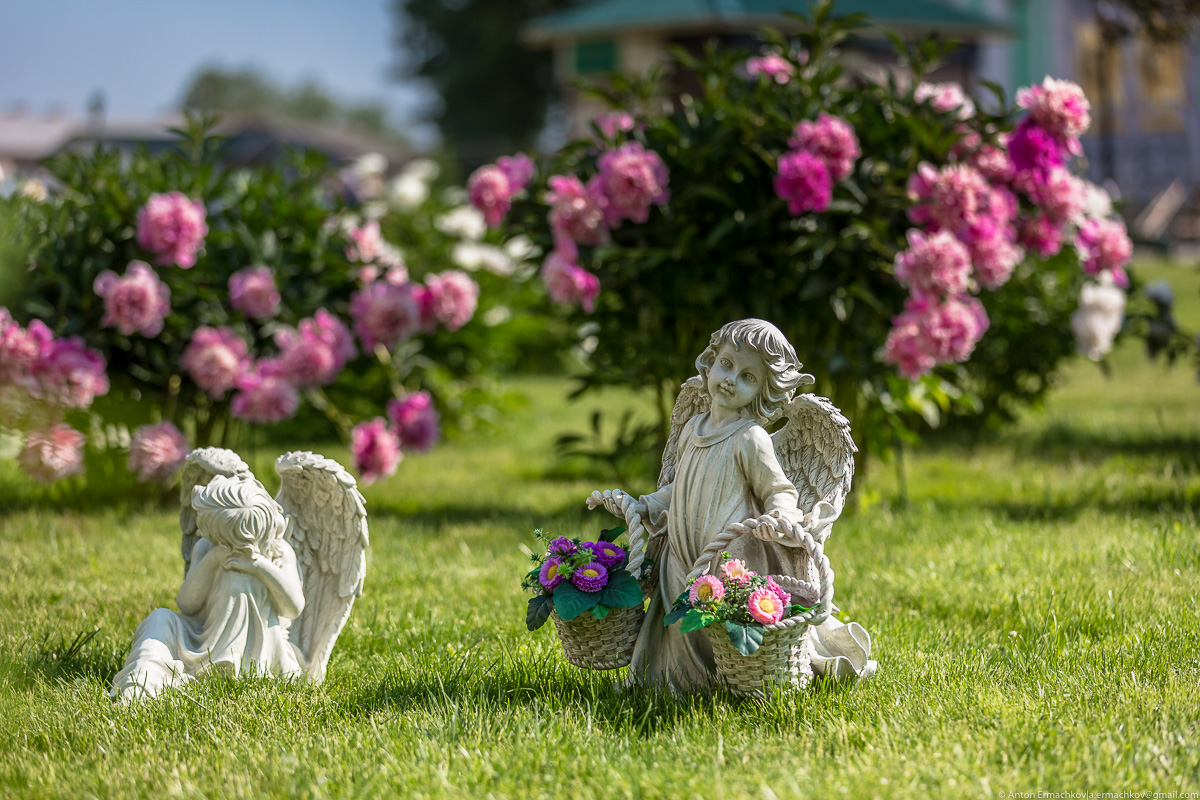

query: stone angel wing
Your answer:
[179,447,254,577]
[274,451,369,684]
[657,376,711,488]
[771,393,857,534]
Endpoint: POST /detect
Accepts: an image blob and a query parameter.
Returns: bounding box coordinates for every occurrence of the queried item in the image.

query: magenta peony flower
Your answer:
[906,162,990,235]
[1076,218,1132,287]
[228,266,281,319]
[595,142,670,226]
[689,574,725,605]
[548,537,577,557]
[1017,76,1090,150]
[351,280,422,351]
[93,260,171,337]
[789,112,860,181]
[538,556,565,591]
[894,229,972,296]
[31,337,109,409]
[128,421,188,483]
[231,368,300,423]
[136,192,208,268]
[571,561,608,593]
[1006,119,1065,190]
[594,112,635,139]
[546,174,609,246]
[263,310,356,389]
[18,423,86,482]
[425,270,479,331]
[1033,168,1084,223]
[967,224,1024,290]
[915,82,975,119]
[1018,213,1066,259]
[180,326,251,399]
[351,417,402,485]
[468,165,515,227]
[882,315,938,380]
[387,390,440,453]
[747,587,785,625]
[774,149,832,214]
[765,577,792,609]
[590,541,625,569]
[497,154,534,193]
[541,247,601,313]
[970,144,1015,183]
[0,311,49,384]
[746,53,795,84]
[346,221,385,263]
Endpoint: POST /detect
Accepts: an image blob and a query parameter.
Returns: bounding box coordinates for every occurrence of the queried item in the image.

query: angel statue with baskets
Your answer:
[110,448,368,701]
[589,319,876,694]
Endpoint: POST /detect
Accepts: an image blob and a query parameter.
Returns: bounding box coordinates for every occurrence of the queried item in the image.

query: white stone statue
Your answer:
[110,448,368,701]
[588,318,875,690]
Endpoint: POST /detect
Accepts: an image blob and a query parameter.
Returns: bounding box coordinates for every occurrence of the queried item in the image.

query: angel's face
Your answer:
[708,343,765,413]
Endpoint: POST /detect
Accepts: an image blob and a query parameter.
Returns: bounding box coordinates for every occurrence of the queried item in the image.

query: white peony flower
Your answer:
[436,205,487,241]
[1070,277,1125,360]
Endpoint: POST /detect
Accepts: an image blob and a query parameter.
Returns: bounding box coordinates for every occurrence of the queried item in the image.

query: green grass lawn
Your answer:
[1,264,1199,798]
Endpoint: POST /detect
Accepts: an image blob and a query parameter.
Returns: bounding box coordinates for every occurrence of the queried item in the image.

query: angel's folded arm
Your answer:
[177,538,221,614]
[740,425,803,536]
[255,542,305,620]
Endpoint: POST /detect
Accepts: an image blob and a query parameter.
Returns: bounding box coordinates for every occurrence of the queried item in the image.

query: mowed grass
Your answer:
[1,263,1198,799]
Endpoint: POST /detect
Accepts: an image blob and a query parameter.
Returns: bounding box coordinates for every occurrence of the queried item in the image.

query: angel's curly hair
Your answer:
[192,475,285,559]
[695,319,814,424]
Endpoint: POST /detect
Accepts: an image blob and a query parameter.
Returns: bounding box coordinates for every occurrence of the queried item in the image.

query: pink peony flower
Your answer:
[546,174,609,246]
[882,315,938,380]
[127,421,188,483]
[346,221,385,263]
[894,229,972,296]
[425,270,479,331]
[747,587,785,625]
[1018,213,1066,259]
[970,144,1015,184]
[0,311,49,384]
[350,280,422,351]
[180,326,251,399]
[1006,119,1065,190]
[967,223,1024,289]
[497,154,534,194]
[746,53,795,84]
[595,142,670,226]
[230,369,300,423]
[262,310,355,389]
[31,337,109,409]
[594,112,635,139]
[689,574,725,604]
[1076,218,1132,287]
[467,165,514,228]
[1016,77,1090,151]
[136,192,208,268]
[541,247,601,313]
[93,260,171,337]
[538,556,565,591]
[721,559,754,581]
[1033,168,1085,223]
[884,293,990,378]
[351,418,402,485]
[789,113,860,181]
[774,149,832,214]
[228,266,281,319]
[571,561,608,593]
[906,162,990,235]
[386,390,440,453]
[915,82,975,119]
[18,423,86,482]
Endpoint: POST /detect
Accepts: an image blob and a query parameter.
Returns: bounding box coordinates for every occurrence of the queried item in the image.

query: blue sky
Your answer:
[0,0,435,143]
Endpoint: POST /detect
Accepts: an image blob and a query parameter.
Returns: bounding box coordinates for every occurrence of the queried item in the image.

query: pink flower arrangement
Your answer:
[571,561,609,592]
[721,559,754,581]
[546,174,609,246]
[136,192,208,268]
[346,221,386,263]
[387,390,440,453]
[774,149,832,214]
[906,163,990,235]
[746,53,795,84]
[915,82,975,119]
[351,417,402,485]
[18,423,86,483]
[1076,218,1132,287]
[894,229,972,296]
[93,261,171,337]
[180,326,251,399]
[425,270,479,331]
[127,421,188,483]
[747,587,786,625]
[689,574,725,604]
[231,369,300,423]
[765,577,792,609]
[595,142,670,226]
[541,247,600,313]
[351,280,422,351]
[31,336,109,409]
[789,112,860,181]
[229,266,281,319]
[468,154,534,227]
[1016,76,1090,150]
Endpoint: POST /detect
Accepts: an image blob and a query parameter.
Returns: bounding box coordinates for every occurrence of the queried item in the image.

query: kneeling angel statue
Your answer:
[110,448,368,701]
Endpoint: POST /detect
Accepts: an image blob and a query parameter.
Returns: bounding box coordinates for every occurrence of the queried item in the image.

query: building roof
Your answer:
[526,0,1009,44]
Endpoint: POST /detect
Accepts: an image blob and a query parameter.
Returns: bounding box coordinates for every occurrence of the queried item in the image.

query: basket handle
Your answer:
[684,514,834,629]
[586,489,651,574]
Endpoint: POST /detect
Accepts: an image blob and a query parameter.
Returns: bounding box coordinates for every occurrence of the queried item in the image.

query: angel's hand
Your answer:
[223,552,265,575]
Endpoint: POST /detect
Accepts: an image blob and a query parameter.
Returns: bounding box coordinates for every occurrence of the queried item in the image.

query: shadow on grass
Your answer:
[1,628,122,690]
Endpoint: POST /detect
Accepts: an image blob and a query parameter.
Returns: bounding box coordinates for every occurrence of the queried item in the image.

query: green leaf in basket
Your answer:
[599,525,626,542]
[662,606,690,627]
[725,621,765,656]
[590,604,610,620]
[680,609,719,634]
[553,583,600,621]
[599,570,642,609]
[526,595,554,631]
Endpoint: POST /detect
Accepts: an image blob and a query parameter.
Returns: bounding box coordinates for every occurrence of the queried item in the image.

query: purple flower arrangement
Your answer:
[523,528,643,631]
[664,557,815,656]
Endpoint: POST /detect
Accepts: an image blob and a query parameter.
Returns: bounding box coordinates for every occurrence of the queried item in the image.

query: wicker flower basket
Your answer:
[688,516,834,698]
[550,603,645,670]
